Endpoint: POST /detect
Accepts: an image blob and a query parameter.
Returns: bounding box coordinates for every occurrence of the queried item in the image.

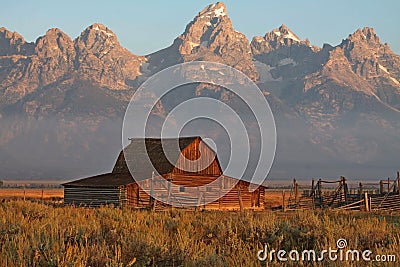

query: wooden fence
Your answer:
[281,171,400,212]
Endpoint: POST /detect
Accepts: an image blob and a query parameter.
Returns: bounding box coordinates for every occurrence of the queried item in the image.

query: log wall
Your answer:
[64,186,126,207]
[126,174,265,210]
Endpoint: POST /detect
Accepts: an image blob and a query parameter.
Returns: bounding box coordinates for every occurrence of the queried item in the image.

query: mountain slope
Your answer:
[0,2,399,180]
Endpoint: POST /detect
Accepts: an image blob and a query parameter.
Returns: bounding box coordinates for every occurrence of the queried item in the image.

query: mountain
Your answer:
[0,2,399,180]
[251,24,400,177]
[144,2,258,81]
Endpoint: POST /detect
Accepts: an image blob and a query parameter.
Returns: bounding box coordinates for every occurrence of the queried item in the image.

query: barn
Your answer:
[63,137,266,210]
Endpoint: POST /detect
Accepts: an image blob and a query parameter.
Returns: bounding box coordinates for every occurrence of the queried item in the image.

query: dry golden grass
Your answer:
[0,188,63,200]
[0,200,398,266]
[264,190,285,207]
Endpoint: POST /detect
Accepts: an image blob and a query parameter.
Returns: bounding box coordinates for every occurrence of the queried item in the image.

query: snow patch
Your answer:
[278,58,298,66]
[273,30,281,37]
[213,6,226,17]
[92,25,113,37]
[187,41,200,50]
[390,77,400,85]
[283,31,300,42]
[253,60,281,82]
[378,64,389,74]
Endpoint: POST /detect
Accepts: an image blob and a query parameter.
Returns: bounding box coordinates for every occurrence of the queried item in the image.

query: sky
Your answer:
[1,0,399,55]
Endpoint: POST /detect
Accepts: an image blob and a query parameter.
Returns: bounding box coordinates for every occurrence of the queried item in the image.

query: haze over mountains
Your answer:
[0,2,399,180]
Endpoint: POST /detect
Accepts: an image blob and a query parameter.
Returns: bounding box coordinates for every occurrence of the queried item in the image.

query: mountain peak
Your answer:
[146,2,258,80]
[0,27,25,42]
[75,23,120,56]
[251,24,309,55]
[199,2,227,18]
[83,23,116,40]
[35,28,74,58]
[270,24,301,43]
[347,27,380,44]
[0,27,33,56]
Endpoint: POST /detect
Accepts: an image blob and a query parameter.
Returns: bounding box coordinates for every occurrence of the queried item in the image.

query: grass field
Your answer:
[0,200,398,266]
[0,188,64,200]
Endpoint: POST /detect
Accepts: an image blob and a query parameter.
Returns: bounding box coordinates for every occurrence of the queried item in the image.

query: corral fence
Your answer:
[280,171,400,212]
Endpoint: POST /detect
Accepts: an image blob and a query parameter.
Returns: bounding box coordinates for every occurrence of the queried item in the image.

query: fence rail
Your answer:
[279,171,400,212]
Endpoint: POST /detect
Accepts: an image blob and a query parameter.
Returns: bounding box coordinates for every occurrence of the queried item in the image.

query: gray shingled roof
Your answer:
[63,137,200,187]
[113,137,200,179]
[62,172,135,188]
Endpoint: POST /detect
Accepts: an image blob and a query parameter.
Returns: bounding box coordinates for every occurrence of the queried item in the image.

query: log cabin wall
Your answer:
[64,186,127,207]
[126,175,265,210]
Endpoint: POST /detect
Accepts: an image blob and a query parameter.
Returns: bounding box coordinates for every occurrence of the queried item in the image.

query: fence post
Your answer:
[196,191,203,211]
[282,190,285,212]
[397,171,400,195]
[318,179,323,207]
[294,178,299,204]
[364,192,369,212]
[388,178,390,193]
[167,178,171,204]
[380,180,384,194]
[311,179,315,197]
[150,172,155,210]
[369,196,372,212]
[342,176,349,205]
[237,187,243,212]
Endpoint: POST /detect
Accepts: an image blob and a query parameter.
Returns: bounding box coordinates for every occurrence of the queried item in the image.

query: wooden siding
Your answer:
[64,186,127,207]
[126,174,265,210]
[172,138,222,176]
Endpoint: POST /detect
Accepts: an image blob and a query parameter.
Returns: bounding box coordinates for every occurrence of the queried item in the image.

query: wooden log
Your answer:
[364,192,369,212]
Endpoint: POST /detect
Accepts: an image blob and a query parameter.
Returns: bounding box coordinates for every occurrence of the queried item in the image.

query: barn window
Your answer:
[180,186,185,192]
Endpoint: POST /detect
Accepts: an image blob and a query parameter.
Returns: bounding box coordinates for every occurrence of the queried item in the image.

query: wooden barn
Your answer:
[63,137,266,210]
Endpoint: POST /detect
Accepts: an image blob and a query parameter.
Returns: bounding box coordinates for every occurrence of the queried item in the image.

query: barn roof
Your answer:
[63,137,205,187]
[62,172,135,188]
[113,136,204,179]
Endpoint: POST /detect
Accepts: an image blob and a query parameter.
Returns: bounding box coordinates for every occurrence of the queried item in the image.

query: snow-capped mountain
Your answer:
[0,2,399,180]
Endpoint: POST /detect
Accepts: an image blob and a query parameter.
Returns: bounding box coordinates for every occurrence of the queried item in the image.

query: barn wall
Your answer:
[172,138,222,176]
[64,186,126,207]
[127,174,265,210]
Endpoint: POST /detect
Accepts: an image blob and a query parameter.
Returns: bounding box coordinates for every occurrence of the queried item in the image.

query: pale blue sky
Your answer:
[1,0,399,55]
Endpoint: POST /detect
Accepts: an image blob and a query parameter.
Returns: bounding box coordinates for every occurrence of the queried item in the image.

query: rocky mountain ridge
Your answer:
[0,2,399,180]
